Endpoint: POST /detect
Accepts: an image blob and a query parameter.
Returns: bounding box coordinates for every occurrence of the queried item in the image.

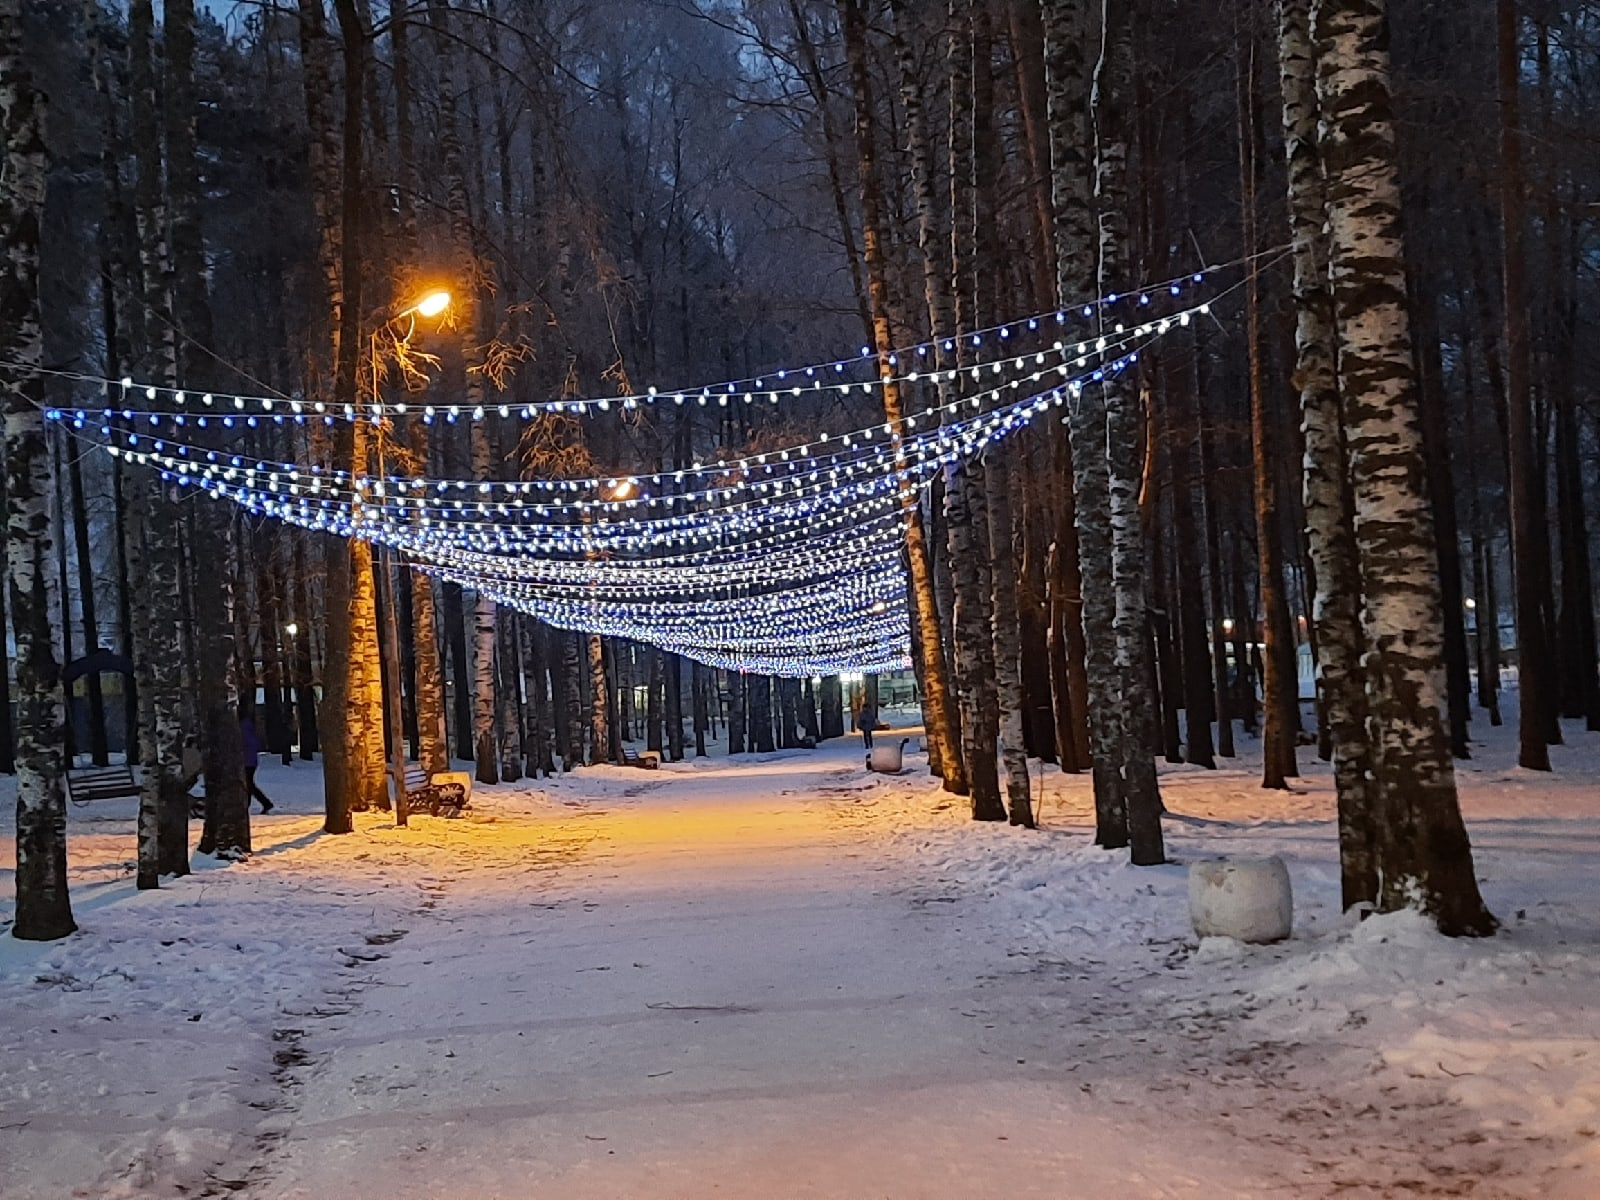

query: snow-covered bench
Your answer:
[399,764,473,816]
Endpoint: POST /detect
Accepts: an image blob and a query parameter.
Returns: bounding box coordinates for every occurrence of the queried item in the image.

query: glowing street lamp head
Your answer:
[284,622,299,637]
[413,290,451,318]
[608,478,637,500]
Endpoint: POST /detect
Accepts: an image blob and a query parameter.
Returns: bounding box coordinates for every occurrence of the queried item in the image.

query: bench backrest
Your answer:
[66,765,140,802]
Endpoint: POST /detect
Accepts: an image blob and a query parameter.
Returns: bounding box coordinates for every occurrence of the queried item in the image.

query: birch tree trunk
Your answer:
[944,0,1004,820]
[1278,0,1373,909]
[1094,0,1164,863]
[971,1,1032,825]
[1043,0,1127,846]
[3,0,76,937]
[1311,0,1494,935]
[586,632,609,764]
[424,0,500,784]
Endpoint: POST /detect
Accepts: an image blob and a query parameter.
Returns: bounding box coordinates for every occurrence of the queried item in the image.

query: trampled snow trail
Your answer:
[5,714,1598,1197]
[254,744,1275,1199]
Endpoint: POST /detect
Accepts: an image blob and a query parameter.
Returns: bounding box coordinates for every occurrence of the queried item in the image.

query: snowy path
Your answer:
[254,748,1276,1198]
[4,718,1599,1197]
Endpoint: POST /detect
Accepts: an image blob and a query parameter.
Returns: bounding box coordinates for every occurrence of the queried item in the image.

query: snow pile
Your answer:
[1187,857,1292,942]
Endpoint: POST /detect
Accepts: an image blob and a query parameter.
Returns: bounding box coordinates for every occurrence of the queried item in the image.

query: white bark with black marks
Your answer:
[1311,0,1493,935]
[3,0,75,938]
[1277,0,1373,908]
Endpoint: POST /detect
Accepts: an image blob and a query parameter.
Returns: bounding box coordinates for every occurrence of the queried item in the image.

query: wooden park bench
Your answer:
[65,763,140,807]
[398,763,474,816]
[620,748,660,770]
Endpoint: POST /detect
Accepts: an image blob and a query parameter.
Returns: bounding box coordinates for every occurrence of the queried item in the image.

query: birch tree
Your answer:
[3,0,75,938]
[1277,0,1374,908]
[1043,0,1127,848]
[1310,0,1493,935]
[1093,0,1163,863]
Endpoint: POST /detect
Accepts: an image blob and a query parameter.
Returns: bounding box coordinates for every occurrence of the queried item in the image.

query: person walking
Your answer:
[854,688,877,751]
[240,710,274,813]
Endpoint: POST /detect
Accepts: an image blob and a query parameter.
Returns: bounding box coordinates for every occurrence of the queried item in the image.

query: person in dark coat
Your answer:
[854,689,877,751]
[240,711,273,813]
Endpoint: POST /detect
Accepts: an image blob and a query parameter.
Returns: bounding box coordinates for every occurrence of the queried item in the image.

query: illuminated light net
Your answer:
[46,277,1238,677]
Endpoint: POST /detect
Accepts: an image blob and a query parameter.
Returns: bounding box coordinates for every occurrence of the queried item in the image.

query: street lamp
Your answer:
[408,289,451,319]
[284,622,299,638]
[369,286,450,826]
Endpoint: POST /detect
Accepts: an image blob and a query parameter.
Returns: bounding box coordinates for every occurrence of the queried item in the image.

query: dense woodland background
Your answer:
[2,0,1597,939]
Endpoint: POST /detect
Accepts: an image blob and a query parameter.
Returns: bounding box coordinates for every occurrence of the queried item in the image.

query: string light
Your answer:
[36,269,1247,674]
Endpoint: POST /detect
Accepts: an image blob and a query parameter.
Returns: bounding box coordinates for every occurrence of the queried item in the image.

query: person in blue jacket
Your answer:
[239,710,274,813]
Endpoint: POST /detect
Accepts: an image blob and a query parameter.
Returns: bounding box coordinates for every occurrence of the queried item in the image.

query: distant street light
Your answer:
[608,478,637,500]
[1464,598,1477,610]
[284,622,299,638]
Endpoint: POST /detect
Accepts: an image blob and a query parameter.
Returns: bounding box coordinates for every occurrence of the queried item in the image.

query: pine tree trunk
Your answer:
[1046,423,1092,773]
[1311,0,1494,935]
[3,5,76,935]
[890,0,979,797]
[1494,0,1555,768]
[66,435,107,765]
[837,0,963,793]
[819,675,844,740]
[1279,0,1373,908]
[561,630,583,768]
[1196,345,1236,758]
[646,649,664,753]
[1095,0,1163,862]
[495,612,523,782]
[692,661,709,756]
[665,653,685,761]
[748,675,775,753]
[728,671,746,755]
[170,0,249,856]
[128,0,192,877]
[169,0,248,857]
[1171,350,1216,768]
[1044,0,1127,843]
[444,581,473,759]
[1240,5,1298,790]
[290,537,319,758]
[1412,274,1473,758]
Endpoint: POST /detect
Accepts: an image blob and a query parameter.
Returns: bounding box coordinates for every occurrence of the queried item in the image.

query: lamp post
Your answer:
[371,289,450,825]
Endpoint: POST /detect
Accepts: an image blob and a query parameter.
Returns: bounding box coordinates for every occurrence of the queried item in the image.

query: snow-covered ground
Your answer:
[2,713,1597,1197]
